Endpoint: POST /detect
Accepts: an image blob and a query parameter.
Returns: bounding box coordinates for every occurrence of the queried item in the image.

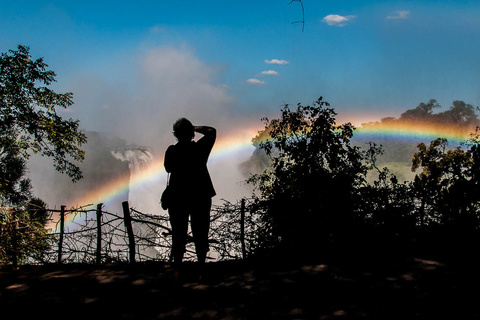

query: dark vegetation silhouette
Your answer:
[246,97,480,262]
[247,97,368,259]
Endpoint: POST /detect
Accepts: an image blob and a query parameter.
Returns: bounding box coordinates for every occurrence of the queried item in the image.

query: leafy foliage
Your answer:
[0,45,86,264]
[355,145,416,239]
[247,97,376,257]
[0,198,53,264]
[0,148,32,206]
[246,97,480,260]
[411,137,480,230]
[0,45,87,187]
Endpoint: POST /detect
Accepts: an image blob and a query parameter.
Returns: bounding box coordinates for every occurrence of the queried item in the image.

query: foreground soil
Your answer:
[1,255,480,319]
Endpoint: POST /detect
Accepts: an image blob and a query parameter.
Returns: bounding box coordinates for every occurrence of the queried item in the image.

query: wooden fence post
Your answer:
[122,201,136,263]
[57,205,66,264]
[240,198,247,260]
[96,203,103,264]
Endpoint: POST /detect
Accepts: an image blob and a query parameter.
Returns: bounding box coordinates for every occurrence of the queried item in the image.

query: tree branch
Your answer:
[289,0,305,32]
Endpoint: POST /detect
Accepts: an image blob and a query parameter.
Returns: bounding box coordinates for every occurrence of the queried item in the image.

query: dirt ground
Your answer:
[1,255,480,319]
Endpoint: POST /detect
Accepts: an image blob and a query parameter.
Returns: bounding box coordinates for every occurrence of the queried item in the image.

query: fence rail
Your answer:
[2,198,258,265]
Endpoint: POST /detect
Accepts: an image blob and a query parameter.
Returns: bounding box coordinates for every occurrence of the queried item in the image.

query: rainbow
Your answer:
[354,121,476,144]
[57,126,260,229]
[57,120,477,229]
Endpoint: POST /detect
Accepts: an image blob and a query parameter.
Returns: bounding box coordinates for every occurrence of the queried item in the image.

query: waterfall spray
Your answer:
[111,147,156,214]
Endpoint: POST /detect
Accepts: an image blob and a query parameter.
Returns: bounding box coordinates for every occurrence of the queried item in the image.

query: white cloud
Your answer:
[260,70,279,76]
[322,14,356,27]
[265,59,289,65]
[246,78,266,85]
[386,10,410,20]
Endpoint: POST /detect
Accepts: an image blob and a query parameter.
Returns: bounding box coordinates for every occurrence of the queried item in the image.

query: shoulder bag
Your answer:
[160,173,171,210]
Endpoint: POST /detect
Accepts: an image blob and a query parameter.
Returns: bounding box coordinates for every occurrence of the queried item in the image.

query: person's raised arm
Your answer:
[194,126,216,136]
[194,126,216,153]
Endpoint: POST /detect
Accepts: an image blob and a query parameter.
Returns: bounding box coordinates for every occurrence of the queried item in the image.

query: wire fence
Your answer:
[31,198,259,265]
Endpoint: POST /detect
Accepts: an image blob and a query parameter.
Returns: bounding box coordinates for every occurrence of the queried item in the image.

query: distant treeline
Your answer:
[361,99,479,129]
[356,99,479,165]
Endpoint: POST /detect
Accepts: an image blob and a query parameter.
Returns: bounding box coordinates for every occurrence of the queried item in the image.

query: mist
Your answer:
[68,46,237,152]
[28,46,262,213]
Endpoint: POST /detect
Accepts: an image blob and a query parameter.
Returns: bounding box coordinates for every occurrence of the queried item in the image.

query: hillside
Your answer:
[2,255,480,319]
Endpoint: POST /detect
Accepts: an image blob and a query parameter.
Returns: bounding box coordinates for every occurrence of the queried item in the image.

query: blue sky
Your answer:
[1,0,480,148]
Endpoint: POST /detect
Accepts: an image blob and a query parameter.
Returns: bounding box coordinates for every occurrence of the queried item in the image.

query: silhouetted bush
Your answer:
[247,97,378,259]
[247,97,480,261]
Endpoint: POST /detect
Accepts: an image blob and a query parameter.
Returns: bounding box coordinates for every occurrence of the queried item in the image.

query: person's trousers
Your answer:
[168,197,212,264]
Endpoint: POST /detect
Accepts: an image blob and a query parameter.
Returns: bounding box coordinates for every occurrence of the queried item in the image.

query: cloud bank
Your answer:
[322,14,356,27]
[71,46,233,154]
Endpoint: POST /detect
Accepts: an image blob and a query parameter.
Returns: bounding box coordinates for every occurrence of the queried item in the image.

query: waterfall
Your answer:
[111,146,155,214]
[111,146,153,172]
[111,146,164,258]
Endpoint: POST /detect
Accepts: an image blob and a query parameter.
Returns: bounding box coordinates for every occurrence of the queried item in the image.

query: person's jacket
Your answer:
[164,130,216,199]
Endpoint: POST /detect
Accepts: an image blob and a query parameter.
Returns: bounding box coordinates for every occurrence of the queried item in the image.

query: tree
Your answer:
[411,137,480,231]
[248,97,375,258]
[391,99,478,128]
[0,45,86,264]
[0,147,32,206]
[0,198,53,264]
[399,99,440,121]
[355,143,416,245]
[436,100,478,126]
[0,45,87,191]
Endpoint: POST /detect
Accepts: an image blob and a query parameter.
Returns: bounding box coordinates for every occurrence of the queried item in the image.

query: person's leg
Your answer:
[168,206,189,266]
[191,197,212,265]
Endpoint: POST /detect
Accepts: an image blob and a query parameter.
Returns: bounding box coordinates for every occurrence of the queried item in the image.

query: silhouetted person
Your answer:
[164,118,216,279]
